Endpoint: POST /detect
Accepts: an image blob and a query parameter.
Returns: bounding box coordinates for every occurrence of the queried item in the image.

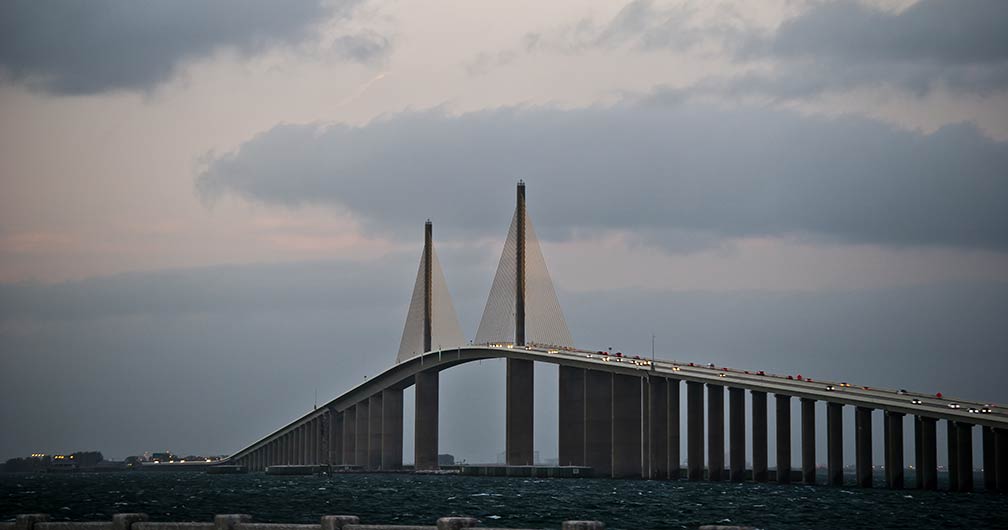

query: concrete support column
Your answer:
[886,411,904,489]
[947,420,959,491]
[729,387,745,482]
[801,398,815,485]
[647,377,669,480]
[311,419,318,464]
[827,402,843,486]
[982,426,996,492]
[996,428,1008,493]
[612,374,642,478]
[558,366,586,467]
[585,370,613,477]
[369,394,383,470]
[856,407,873,488]
[343,406,357,466]
[956,422,973,492]
[333,410,344,466]
[641,374,650,479]
[914,416,923,489]
[382,388,404,470]
[415,370,439,470]
[918,417,937,490]
[506,358,535,466]
[775,394,791,484]
[668,379,680,479]
[752,390,768,483]
[686,381,704,481]
[297,425,305,465]
[707,384,724,481]
[356,401,370,469]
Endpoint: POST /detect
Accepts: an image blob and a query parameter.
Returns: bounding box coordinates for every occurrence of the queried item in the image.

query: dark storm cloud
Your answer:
[0,0,379,95]
[196,99,1008,250]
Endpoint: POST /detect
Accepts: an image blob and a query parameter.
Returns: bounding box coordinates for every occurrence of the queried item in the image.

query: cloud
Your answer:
[0,0,379,95]
[510,0,1008,97]
[196,98,1008,251]
[738,0,1008,96]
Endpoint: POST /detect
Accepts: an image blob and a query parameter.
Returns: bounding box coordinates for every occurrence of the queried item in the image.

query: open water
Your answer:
[1,472,1006,530]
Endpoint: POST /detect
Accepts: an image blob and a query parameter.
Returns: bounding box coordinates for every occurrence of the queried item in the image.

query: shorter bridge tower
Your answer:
[396,220,465,363]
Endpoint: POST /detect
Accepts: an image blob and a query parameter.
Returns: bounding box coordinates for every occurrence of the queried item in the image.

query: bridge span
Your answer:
[227,343,1008,492]
[225,182,1007,492]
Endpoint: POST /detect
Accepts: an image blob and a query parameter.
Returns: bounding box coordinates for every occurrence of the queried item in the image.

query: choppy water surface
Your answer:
[1,472,1006,530]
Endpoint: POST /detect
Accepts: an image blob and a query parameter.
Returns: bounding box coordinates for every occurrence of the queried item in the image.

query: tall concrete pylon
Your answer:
[474,181,573,348]
[396,221,465,363]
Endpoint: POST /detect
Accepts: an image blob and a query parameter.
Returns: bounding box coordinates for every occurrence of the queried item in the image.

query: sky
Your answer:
[1,0,1007,468]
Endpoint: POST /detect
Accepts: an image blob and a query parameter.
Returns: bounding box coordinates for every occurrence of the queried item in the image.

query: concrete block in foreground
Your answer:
[320,517,359,530]
[435,519,477,530]
[214,515,252,530]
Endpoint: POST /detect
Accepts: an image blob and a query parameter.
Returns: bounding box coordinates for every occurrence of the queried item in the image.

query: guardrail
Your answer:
[1,514,607,530]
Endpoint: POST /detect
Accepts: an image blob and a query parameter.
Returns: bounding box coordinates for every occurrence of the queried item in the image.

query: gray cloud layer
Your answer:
[0,0,376,95]
[742,0,1008,96]
[518,0,1008,97]
[197,99,1008,250]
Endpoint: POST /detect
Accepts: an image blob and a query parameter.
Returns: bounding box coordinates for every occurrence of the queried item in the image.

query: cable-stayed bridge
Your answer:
[226,182,1008,493]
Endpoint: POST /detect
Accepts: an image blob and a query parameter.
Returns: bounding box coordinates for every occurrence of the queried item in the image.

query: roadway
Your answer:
[228,343,1007,462]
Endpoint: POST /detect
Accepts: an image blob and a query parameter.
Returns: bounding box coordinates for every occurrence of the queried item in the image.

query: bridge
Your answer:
[226,182,1008,493]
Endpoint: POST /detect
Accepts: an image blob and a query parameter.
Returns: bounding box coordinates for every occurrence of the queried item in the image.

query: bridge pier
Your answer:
[382,388,403,470]
[947,419,959,491]
[369,394,383,470]
[775,394,791,484]
[415,370,439,470]
[827,402,843,486]
[956,422,974,492]
[558,366,586,467]
[885,411,904,489]
[668,378,680,479]
[752,390,768,482]
[856,406,872,487]
[996,428,1008,493]
[612,374,642,478]
[983,426,996,492]
[585,370,613,477]
[294,423,302,465]
[312,418,320,464]
[506,359,535,466]
[647,376,669,480]
[295,424,303,465]
[729,387,745,482]
[356,400,370,469]
[344,406,357,466]
[686,381,704,481]
[707,384,724,481]
[801,398,815,485]
[917,416,937,490]
[332,409,344,466]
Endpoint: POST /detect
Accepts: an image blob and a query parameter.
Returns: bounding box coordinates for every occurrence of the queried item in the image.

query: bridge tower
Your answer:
[396,221,464,363]
[396,221,464,470]
[476,181,572,466]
